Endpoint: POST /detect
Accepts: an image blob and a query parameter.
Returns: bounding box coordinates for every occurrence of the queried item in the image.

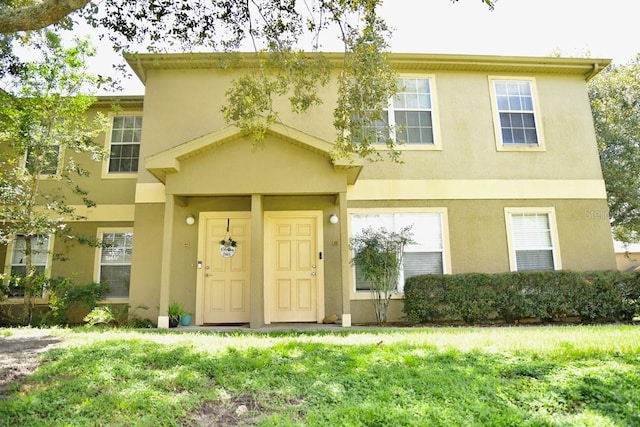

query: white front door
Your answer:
[197,213,251,324]
[265,211,324,323]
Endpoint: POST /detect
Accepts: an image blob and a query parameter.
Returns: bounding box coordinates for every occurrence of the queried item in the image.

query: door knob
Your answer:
[311,272,316,276]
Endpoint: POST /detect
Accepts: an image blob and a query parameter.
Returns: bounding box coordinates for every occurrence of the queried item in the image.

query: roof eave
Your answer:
[124,51,612,84]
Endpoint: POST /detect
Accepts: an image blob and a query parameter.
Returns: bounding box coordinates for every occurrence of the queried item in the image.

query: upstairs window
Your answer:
[393,77,435,144]
[506,208,561,271]
[108,115,142,174]
[25,144,61,176]
[491,78,543,150]
[361,77,436,146]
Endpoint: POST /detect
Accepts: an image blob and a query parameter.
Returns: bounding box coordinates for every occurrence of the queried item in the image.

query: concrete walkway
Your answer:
[173,322,364,333]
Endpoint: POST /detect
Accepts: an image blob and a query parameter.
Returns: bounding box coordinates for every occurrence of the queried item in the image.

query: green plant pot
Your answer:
[180,314,192,326]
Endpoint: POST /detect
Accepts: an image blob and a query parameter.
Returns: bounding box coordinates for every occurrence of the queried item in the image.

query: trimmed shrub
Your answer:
[42,278,108,325]
[404,270,640,325]
[445,273,496,324]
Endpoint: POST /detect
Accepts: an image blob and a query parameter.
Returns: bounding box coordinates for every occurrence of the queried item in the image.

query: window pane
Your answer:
[100,265,130,298]
[522,96,534,110]
[502,128,514,144]
[355,263,375,291]
[108,160,119,172]
[511,114,524,127]
[123,115,136,128]
[360,111,390,144]
[512,214,551,247]
[508,96,523,110]
[511,213,555,271]
[499,112,538,145]
[516,250,554,271]
[389,78,434,144]
[518,81,532,96]
[403,252,443,279]
[109,115,142,173]
[111,129,123,143]
[525,129,538,143]
[110,145,122,157]
[9,236,49,299]
[100,232,133,298]
[512,129,525,144]
[122,129,134,142]
[26,145,60,175]
[108,143,140,173]
[7,265,46,298]
[11,235,49,266]
[394,111,433,144]
[112,116,124,128]
[497,95,510,110]
[494,80,538,146]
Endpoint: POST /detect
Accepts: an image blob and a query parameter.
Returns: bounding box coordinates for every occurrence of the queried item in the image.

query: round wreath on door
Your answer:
[219,219,237,257]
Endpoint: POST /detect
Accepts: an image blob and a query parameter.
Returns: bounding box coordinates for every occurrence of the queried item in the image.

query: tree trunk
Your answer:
[0,0,91,34]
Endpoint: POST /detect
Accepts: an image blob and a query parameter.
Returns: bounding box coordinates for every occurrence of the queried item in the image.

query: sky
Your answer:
[382,0,638,60]
[84,0,640,95]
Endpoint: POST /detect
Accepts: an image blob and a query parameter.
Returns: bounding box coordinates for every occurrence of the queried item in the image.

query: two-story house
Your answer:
[1,53,616,327]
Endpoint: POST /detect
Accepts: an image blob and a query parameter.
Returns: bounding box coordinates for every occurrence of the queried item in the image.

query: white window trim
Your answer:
[94,227,133,302]
[504,207,562,272]
[101,112,143,179]
[375,74,442,152]
[348,207,451,300]
[489,76,546,152]
[3,234,54,302]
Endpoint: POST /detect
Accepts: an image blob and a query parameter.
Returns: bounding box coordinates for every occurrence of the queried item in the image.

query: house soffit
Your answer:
[125,52,611,84]
[145,123,363,185]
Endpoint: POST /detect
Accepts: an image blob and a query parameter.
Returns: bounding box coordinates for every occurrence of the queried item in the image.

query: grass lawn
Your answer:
[1,325,639,426]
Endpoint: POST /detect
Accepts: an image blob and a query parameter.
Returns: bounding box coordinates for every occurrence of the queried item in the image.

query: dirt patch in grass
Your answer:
[0,332,63,398]
[188,394,264,426]
[188,394,302,426]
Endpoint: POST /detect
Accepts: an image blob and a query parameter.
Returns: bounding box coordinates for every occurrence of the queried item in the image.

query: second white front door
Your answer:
[265,212,324,323]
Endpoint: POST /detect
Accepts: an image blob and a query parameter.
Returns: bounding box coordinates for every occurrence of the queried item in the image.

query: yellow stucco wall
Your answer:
[164,135,348,196]
[136,66,603,182]
[127,203,165,321]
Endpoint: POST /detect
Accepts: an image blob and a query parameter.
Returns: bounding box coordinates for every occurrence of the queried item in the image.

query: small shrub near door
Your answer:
[350,226,414,325]
[404,270,640,325]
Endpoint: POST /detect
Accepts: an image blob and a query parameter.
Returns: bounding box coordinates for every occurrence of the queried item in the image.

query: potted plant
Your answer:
[167,301,184,328]
[180,312,192,326]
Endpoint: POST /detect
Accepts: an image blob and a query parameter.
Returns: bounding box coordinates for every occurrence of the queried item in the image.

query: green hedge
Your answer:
[404,270,640,325]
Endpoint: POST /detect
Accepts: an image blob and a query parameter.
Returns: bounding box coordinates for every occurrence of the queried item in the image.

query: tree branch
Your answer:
[0,0,90,33]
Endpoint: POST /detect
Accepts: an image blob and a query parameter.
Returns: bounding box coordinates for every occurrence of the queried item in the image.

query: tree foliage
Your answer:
[589,55,640,243]
[0,31,108,323]
[350,226,414,324]
[1,0,494,161]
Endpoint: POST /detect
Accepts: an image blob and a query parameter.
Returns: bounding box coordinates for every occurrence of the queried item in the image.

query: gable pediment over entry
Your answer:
[145,123,363,195]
